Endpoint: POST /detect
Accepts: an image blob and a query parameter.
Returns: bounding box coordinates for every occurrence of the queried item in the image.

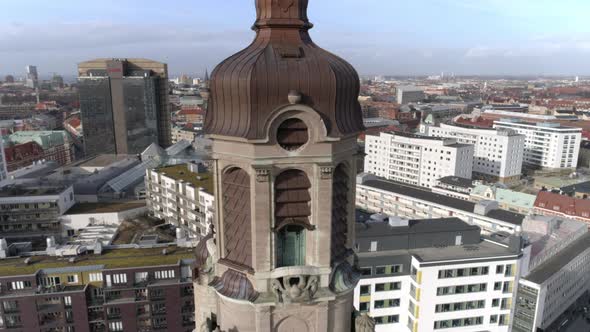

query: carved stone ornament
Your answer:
[255,168,271,182]
[355,313,376,332]
[271,275,319,304]
[320,166,333,180]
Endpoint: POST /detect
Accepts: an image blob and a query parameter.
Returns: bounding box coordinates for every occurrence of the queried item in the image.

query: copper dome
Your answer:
[204,0,364,139]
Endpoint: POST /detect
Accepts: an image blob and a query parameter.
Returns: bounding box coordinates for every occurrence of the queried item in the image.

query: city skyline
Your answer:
[1,0,590,77]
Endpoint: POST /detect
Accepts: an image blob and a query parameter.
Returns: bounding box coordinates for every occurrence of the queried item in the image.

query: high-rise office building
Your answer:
[78,58,171,156]
[194,0,364,331]
[25,65,38,89]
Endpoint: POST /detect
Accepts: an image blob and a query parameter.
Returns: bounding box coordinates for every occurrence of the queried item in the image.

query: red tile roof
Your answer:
[178,107,204,115]
[454,116,495,128]
[534,191,590,219]
[66,117,81,128]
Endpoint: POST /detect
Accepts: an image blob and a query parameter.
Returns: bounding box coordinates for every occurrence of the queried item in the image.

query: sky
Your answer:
[1,0,590,78]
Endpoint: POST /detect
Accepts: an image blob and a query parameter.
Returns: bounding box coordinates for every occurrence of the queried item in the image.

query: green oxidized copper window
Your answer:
[277,225,306,267]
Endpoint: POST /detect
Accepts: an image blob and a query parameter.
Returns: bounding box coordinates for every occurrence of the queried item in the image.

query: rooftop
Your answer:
[0,246,195,277]
[66,201,146,215]
[410,239,519,263]
[0,184,69,197]
[77,154,135,168]
[356,218,478,239]
[155,164,213,193]
[437,176,474,189]
[361,178,526,225]
[526,232,590,284]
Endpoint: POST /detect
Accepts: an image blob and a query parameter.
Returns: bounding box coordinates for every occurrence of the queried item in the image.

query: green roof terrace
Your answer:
[155,164,213,193]
[0,246,195,277]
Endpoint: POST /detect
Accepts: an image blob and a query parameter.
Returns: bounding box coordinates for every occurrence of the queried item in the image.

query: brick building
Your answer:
[4,141,45,172]
[5,131,74,169]
[0,246,195,332]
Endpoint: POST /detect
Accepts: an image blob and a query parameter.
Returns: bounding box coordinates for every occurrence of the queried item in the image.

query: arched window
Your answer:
[222,167,252,268]
[274,169,311,267]
[331,164,350,264]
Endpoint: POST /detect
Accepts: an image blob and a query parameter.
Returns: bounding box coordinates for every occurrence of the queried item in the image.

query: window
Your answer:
[374,299,400,308]
[67,275,78,284]
[375,265,403,275]
[152,303,166,314]
[360,285,371,296]
[496,265,504,274]
[438,266,489,279]
[112,274,127,284]
[437,283,487,296]
[2,300,18,312]
[89,273,103,282]
[374,315,399,325]
[435,300,485,312]
[505,264,514,277]
[64,296,72,307]
[109,321,123,332]
[434,316,483,329]
[494,282,502,291]
[277,118,309,151]
[277,225,306,267]
[154,270,175,280]
[9,281,31,290]
[375,282,401,292]
[359,267,372,276]
[39,277,60,287]
[490,315,498,323]
[359,302,369,312]
[492,298,500,307]
[135,272,148,283]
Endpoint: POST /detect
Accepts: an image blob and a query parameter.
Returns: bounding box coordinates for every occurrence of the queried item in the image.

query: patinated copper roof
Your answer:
[204,0,364,139]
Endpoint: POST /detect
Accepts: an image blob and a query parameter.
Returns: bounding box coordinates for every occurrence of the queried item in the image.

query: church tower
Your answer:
[194,1,364,331]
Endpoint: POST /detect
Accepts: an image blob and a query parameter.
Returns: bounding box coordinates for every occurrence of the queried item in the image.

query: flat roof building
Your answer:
[78,58,171,156]
[356,173,526,235]
[365,131,474,189]
[493,119,581,170]
[354,217,524,332]
[421,122,525,183]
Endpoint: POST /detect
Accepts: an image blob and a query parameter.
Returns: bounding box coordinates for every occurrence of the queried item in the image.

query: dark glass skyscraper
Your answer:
[78,58,171,156]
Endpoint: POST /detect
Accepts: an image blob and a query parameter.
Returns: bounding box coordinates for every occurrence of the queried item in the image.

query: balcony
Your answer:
[88,311,104,322]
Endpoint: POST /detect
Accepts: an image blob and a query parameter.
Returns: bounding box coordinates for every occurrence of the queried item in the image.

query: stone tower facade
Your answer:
[194,1,364,331]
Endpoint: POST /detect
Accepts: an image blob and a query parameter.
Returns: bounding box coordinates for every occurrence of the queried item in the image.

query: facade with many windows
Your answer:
[145,163,213,238]
[356,174,526,235]
[513,232,590,332]
[353,217,523,332]
[420,122,525,183]
[493,119,581,170]
[0,184,75,242]
[364,132,474,189]
[0,245,195,332]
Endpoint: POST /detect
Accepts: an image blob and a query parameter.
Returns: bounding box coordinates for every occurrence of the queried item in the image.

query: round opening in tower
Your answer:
[276,118,309,151]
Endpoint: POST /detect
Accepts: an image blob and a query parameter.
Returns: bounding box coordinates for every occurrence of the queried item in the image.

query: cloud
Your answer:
[0,21,249,53]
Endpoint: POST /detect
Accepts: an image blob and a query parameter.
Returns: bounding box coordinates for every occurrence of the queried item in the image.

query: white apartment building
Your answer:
[356,173,526,235]
[365,132,474,189]
[354,217,523,332]
[420,123,525,183]
[145,163,214,238]
[493,119,582,170]
[512,219,590,332]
